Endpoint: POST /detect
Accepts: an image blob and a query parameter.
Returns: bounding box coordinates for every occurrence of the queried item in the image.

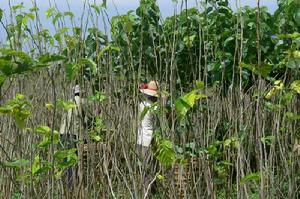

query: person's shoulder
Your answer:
[74,95,87,105]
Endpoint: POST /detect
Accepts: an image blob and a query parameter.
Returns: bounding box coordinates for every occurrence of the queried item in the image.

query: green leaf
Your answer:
[32,155,41,175]
[0,49,32,63]
[88,91,107,103]
[265,80,284,99]
[182,90,207,107]
[14,111,30,129]
[0,9,3,20]
[0,74,6,87]
[78,58,97,74]
[292,51,300,59]
[4,159,29,169]
[25,13,35,21]
[285,112,300,120]
[52,12,63,25]
[175,90,208,119]
[224,139,232,147]
[37,130,59,148]
[39,54,66,63]
[64,63,81,81]
[154,139,176,167]
[91,4,101,14]
[196,81,205,89]
[156,173,165,181]
[54,149,78,169]
[286,58,300,69]
[35,125,51,135]
[280,92,295,106]
[224,36,234,47]
[0,94,31,129]
[46,7,55,19]
[12,3,24,11]
[241,63,273,78]
[0,106,13,114]
[32,155,51,175]
[64,12,74,18]
[261,136,275,145]
[29,6,39,12]
[102,0,107,8]
[45,103,54,109]
[140,102,158,120]
[98,45,120,59]
[175,98,190,119]
[89,133,102,142]
[183,35,196,47]
[0,59,14,76]
[57,100,77,111]
[241,172,261,184]
[290,80,300,94]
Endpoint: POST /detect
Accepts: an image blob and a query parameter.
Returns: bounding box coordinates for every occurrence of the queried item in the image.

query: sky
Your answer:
[0,0,278,43]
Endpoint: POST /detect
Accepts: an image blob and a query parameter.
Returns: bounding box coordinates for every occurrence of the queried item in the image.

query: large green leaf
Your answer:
[292,51,300,59]
[35,126,59,148]
[64,63,81,81]
[265,80,284,99]
[52,12,63,25]
[0,94,31,129]
[0,59,14,76]
[12,3,24,11]
[290,80,300,93]
[175,90,207,119]
[182,90,207,107]
[241,63,273,78]
[38,131,59,148]
[175,98,190,119]
[45,7,55,19]
[78,58,97,74]
[0,49,32,63]
[13,109,31,129]
[54,149,78,169]
[35,125,51,135]
[57,100,77,111]
[4,159,30,169]
[38,54,66,63]
[31,155,51,175]
[154,139,176,167]
[97,45,120,59]
[286,58,300,69]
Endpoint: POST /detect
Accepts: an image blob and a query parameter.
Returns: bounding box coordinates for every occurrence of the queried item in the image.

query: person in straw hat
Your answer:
[137,80,159,147]
[137,80,161,196]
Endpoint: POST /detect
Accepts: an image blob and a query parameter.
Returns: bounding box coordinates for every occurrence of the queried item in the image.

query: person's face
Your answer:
[147,95,158,102]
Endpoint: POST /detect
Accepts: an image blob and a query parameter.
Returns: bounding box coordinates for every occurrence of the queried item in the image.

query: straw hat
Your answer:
[139,80,159,97]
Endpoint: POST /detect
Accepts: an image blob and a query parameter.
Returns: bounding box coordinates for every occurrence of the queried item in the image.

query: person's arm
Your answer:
[59,114,67,134]
[60,109,72,135]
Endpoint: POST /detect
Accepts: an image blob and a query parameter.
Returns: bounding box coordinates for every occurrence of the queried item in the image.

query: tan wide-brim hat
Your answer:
[139,80,159,97]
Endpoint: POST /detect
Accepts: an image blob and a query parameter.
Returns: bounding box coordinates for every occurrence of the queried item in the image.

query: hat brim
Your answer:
[139,89,158,97]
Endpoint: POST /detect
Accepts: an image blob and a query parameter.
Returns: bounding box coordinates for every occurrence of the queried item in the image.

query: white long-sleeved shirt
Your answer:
[137,100,157,147]
[59,95,87,137]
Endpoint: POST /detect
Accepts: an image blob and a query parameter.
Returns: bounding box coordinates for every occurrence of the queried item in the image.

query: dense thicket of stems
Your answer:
[0,0,299,198]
